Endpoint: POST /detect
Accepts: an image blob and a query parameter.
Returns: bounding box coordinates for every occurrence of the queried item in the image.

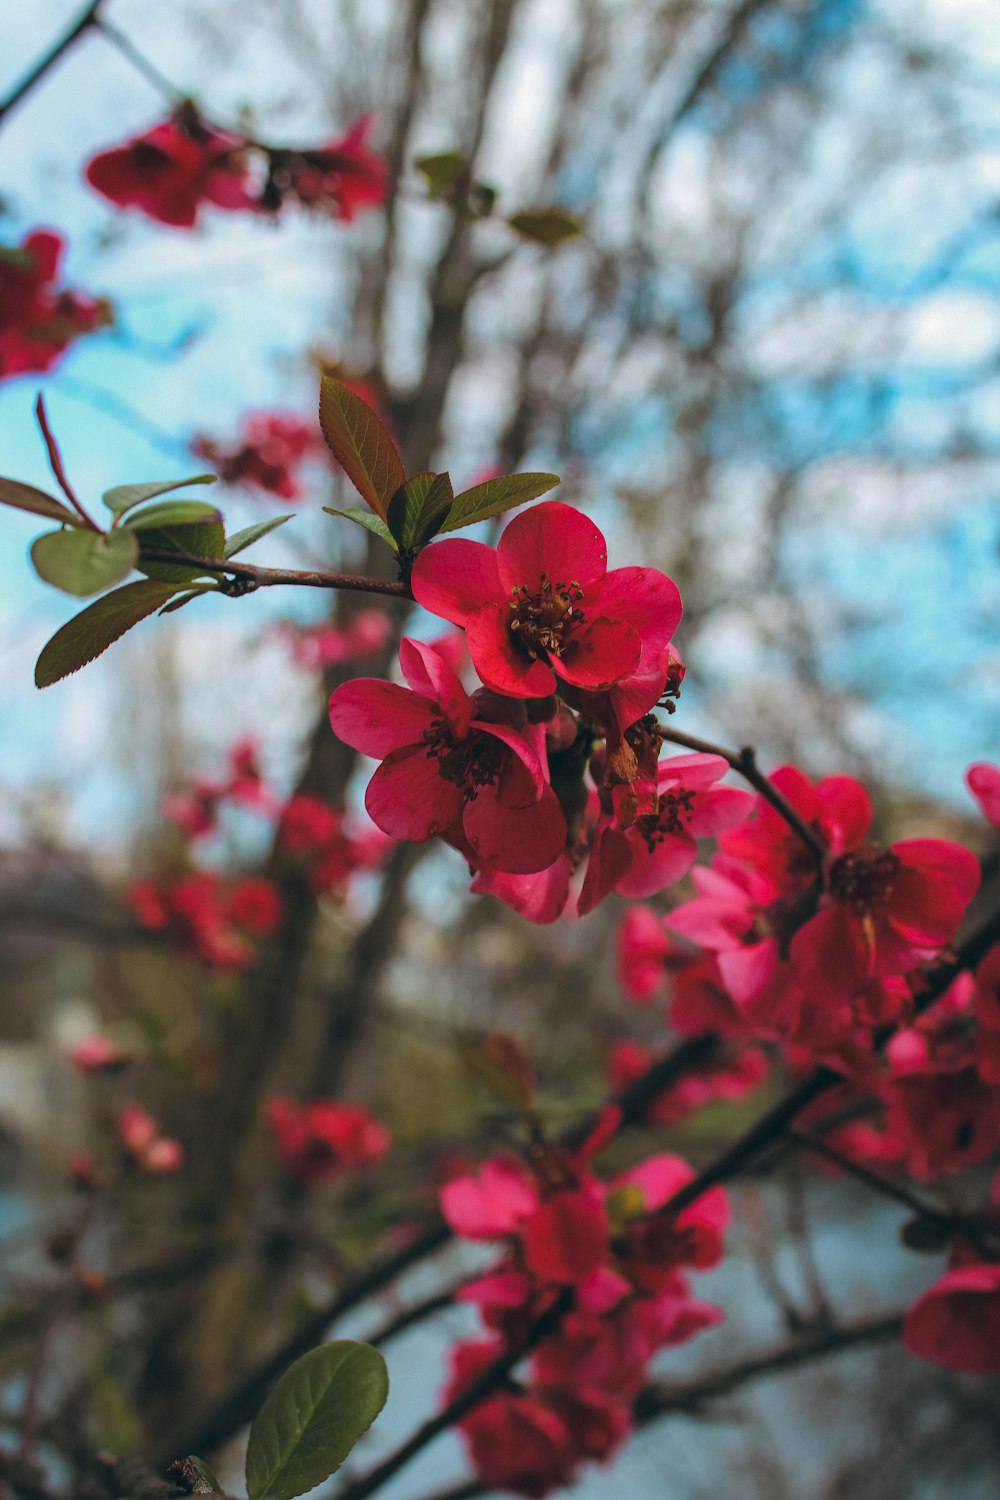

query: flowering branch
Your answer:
[331,1291,574,1500]
[161,1032,719,1465]
[657,724,826,861]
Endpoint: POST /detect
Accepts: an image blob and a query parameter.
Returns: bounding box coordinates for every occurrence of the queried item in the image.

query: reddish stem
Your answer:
[34,396,100,531]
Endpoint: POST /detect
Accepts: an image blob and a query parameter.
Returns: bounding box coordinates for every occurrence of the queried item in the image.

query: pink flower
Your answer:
[281,116,388,220]
[117,1106,183,1175]
[790,837,981,1005]
[966,762,1000,827]
[616,906,674,1003]
[903,1263,1000,1373]
[411,502,681,703]
[85,109,253,227]
[612,1154,729,1294]
[329,638,566,873]
[266,1096,389,1184]
[224,877,283,936]
[441,1157,539,1239]
[70,1035,130,1073]
[578,754,753,913]
[0,230,108,379]
[193,414,320,502]
[719,766,871,895]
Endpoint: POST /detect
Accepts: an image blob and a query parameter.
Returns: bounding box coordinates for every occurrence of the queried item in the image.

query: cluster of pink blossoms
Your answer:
[0,229,109,380]
[130,739,389,967]
[330,501,752,920]
[265,1097,390,1185]
[439,1113,725,1496]
[85,107,386,228]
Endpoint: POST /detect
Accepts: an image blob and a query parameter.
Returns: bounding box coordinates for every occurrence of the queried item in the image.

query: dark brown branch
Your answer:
[0,3,104,127]
[136,548,412,598]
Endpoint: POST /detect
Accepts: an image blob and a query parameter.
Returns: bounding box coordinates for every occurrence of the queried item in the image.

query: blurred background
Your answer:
[1,2,999,1497]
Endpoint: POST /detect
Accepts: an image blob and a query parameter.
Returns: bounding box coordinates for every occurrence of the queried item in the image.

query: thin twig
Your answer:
[0,3,104,127]
[136,548,412,598]
[33,396,99,531]
[91,16,185,101]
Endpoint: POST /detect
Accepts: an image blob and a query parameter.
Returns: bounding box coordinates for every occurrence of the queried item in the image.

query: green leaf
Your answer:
[322,506,396,550]
[900,1216,953,1253]
[318,378,405,521]
[440,472,560,532]
[31,528,139,597]
[35,580,179,687]
[102,474,216,517]
[137,520,226,583]
[0,476,78,525]
[245,1341,389,1500]
[224,514,294,557]
[386,471,454,551]
[178,1457,223,1494]
[415,150,467,196]
[159,584,217,614]
[124,500,223,531]
[506,208,583,246]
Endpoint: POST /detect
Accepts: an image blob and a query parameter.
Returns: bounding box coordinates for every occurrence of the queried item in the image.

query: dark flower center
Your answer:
[422,719,505,798]
[634,789,697,852]
[829,845,901,914]
[508,574,584,660]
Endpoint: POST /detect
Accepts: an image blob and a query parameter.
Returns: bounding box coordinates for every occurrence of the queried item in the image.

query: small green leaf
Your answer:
[159,584,217,614]
[125,500,223,531]
[35,580,179,687]
[322,506,396,549]
[0,476,78,525]
[318,378,404,521]
[102,474,216,517]
[31,527,139,597]
[900,1216,953,1253]
[386,471,454,551]
[245,1341,389,1500]
[179,1457,223,1494]
[137,520,226,583]
[506,208,583,246]
[440,472,560,532]
[225,514,294,557]
[415,151,467,196]
[469,181,498,217]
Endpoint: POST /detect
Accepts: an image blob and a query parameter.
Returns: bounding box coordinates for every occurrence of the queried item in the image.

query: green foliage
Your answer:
[224,514,294,557]
[506,208,583,246]
[124,500,223,531]
[415,150,468,197]
[136,518,226,583]
[35,580,179,687]
[387,471,454,551]
[440,472,560,531]
[244,1342,389,1500]
[30,527,139,597]
[0,476,78,524]
[318,377,405,520]
[322,506,396,548]
[102,474,216,517]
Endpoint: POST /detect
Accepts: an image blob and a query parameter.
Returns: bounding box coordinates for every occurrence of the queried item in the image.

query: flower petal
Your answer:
[364,744,463,840]
[466,603,557,697]
[329,678,435,757]
[411,538,503,625]
[497,501,608,594]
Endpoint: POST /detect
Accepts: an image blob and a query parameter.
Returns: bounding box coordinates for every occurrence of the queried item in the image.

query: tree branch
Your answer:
[136,548,411,598]
[0,3,104,127]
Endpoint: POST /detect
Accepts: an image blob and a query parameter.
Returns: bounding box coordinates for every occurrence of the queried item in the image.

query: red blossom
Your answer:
[117,1106,183,1175]
[86,110,253,227]
[0,230,108,379]
[903,1263,1000,1373]
[411,502,681,706]
[265,1096,389,1184]
[279,116,388,220]
[966,761,1000,827]
[329,637,566,873]
[193,414,321,502]
[70,1035,131,1073]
